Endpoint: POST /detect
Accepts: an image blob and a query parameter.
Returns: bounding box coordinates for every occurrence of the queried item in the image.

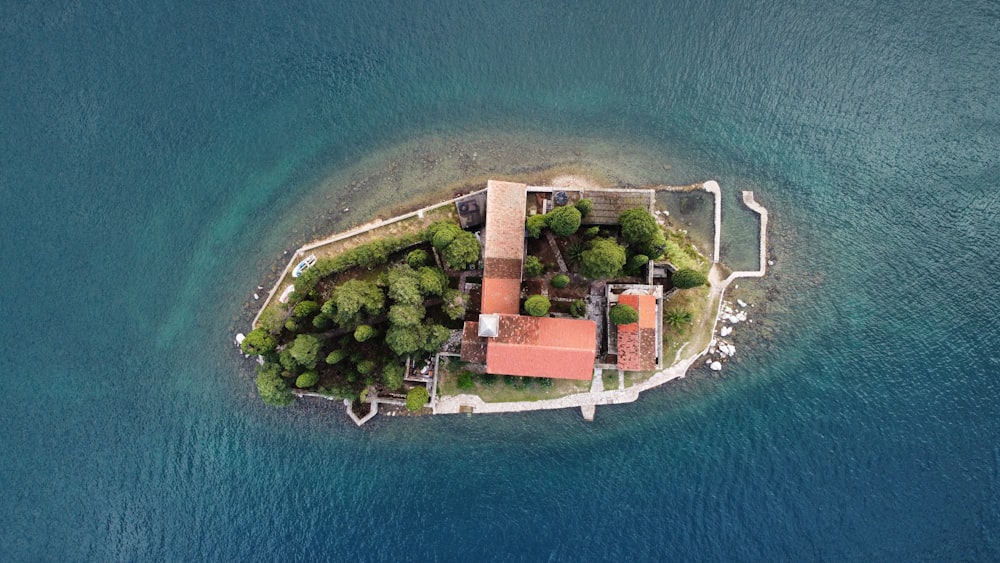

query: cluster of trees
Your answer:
[244,219,480,407]
[525,198,592,238]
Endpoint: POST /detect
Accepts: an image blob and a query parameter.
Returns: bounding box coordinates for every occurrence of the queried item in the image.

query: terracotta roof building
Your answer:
[615,294,659,371]
[461,180,597,381]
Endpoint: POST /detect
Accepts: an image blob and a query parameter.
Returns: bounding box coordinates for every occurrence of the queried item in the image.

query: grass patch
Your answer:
[437,357,590,402]
[662,285,715,364]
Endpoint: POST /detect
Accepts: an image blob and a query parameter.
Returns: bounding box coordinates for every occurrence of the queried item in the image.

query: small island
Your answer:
[239,177,767,424]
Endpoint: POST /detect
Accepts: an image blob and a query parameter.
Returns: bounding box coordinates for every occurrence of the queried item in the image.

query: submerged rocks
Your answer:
[710,361,722,371]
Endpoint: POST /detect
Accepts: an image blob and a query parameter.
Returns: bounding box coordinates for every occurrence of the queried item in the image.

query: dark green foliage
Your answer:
[422,324,451,353]
[386,325,422,356]
[326,349,348,365]
[574,198,593,217]
[634,233,668,260]
[441,289,468,320]
[288,334,321,369]
[406,249,429,268]
[566,240,586,264]
[332,279,385,326]
[405,387,429,411]
[476,372,498,386]
[386,265,423,305]
[293,232,425,296]
[356,359,377,375]
[284,318,300,332]
[241,328,276,355]
[417,266,448,296]
[609,303,639,325]
[279,349,299,373]
[381,362,405,390]
[457,371,475,389]
[551,274,570,288]
[388,303,425,327]
[256,363,294,406]
[525,214,547,238]
[626,254,650,275]
[579,238,627,279]
[664,309,693,328]
[523,255,545,278]
[257,307,285,335]
[546,205,582,237]
[584,226,600,239]
[619,207,660,245]
[429,221,463,250]
[441,230,480,269]
[295,370,319,388]
[570,299,588,318]
[672,268,708,289]
[312,314,333,330]
[292,300,320,319]
[524,295,551,317]
[354,324,377,342]
[537,377,553,388]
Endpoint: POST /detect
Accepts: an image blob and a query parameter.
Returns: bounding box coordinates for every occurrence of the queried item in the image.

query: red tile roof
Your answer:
[486,315,596,380]
[483,180,526,262]
[617,295,658,371]
[481,277,521,315]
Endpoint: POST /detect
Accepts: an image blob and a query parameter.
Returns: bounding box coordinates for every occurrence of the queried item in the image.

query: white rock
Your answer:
[768,260,775,266]
[253,293,259,300]
[710,361,723,371]
[723,344,736,356]
[720,326,733,337]
[737,299,747,307]
[235,333,245,345]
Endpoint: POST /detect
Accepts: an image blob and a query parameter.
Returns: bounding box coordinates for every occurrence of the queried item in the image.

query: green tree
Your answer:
[546,205,582,237]
[609,303,639,325]
[295,370,319,388]
[579,238,627,279]
[257,307,285,335]
[389,303,425,327]
[524,295,551,317]
[381,362,405,390]
[429,221,463,250]
[441,289,468,320]
[386,325,422,356]
[356,359,377,375]
[292,300,320,319]
[665,309,693,328]
[584,226,600,239]
[525,214,548,238]
[354,324,377,342]
[279,349,299,374]
[634,232,668,260]
[406,249,429,268]
[241,328,277,355]
[417,266,448,296]
[574,198,593,217]
[406,386,430,411]
[523,255,545,278]
[288,334,321,369]
[625,254,650,275]
[326,349,348,365]
[421,324,451,353]
[672,268,708,289]
[332,279,385,325]
[619,207,660,246]
[441,230,480,269]
[256,363,294,406]
[570,299,588,318]
[551,274,570,288]
[386,265,424,305]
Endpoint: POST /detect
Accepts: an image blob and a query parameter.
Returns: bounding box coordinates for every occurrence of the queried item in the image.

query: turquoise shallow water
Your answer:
[2,1,999,560]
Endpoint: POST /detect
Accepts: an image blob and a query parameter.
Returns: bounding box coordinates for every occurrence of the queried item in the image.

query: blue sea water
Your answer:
[2,0,999,560]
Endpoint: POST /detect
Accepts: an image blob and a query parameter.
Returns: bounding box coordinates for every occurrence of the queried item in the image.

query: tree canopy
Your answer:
[256,363,294,406]
[524,295,551,317]
[441,289,468,320]
[354,324,377,342]
[609,303,639,325]
[406,386,429,411]
[381,362,405,390]
[523,255,545,278]
[288,334,321,369]
[386,265,424,305]
[579,238,627,279]
[525,214,547,239]
[241,328,276,355]
[417,266,448,296]
[672,268,708,289]
[619,207,660,246]
[441,230,480,270]
[546,205,582,237]
[406,249,429,268]
[332,279,385,326]
[574,198,593,217]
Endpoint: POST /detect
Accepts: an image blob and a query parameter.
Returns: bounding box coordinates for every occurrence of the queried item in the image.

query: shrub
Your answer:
[406,249,429,268]
[625,254,649,276]
[241,328,277,355]
[579,238,627,279]
[525,214,547,239]
[672,268,708,289]
[665,309,693,328]
[570,299,587,318]
[551,274,570,288]
[381,362,405,390]
[417,266,448,296]
[405,387,430,411]
[326,349,348,365]
[546,205,582,237]
[574,198,593,217]
[292,300,320,319]
[523,255,545,278]
[430,222,462,250]
[457,371,475,389]
[422,324,451,353]
[609,303,639,325]
[476,372,498,386]
[524,295,551,317]
[441,289,468,320]
[356,359,377,375]
[284,319,300,332]
[584,226,600,239]
[294,370,319,389]
[354,324,377,342]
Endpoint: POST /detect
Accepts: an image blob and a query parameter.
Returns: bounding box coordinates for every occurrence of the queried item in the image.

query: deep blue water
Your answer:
[2,1,999,560]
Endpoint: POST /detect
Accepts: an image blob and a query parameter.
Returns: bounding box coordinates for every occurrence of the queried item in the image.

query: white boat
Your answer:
[292,254,317,278]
